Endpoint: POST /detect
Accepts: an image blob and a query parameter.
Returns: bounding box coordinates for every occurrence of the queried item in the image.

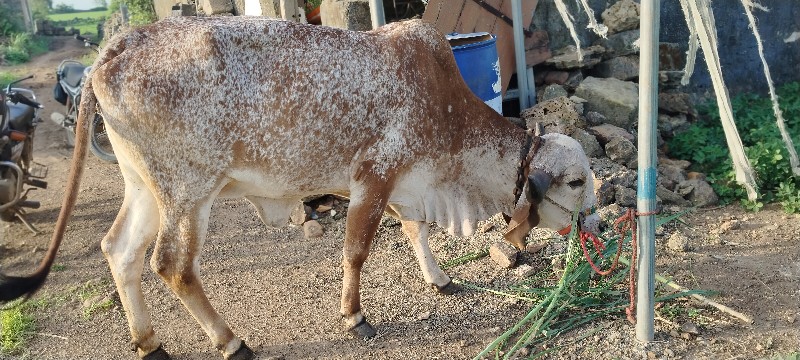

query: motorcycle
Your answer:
[1,75,48,233]
[51,34,116,163]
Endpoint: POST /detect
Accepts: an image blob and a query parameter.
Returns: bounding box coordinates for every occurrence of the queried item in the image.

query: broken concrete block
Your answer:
[489,242,518,268]
[575,77,639,129]
[303,220,324,238]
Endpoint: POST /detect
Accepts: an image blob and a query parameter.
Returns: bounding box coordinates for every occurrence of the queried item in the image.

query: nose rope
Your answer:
[579,208,659,324]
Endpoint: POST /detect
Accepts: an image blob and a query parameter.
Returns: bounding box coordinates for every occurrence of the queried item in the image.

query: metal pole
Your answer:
[510,0,530,110]
[636,0,660,343]
[369,0,385,29]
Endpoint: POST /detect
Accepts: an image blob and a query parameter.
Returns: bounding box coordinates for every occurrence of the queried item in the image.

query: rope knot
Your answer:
[578,207,659,325]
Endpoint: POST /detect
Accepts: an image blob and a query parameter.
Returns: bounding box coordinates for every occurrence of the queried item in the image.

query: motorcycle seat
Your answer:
[61,64,87,88]
[7,102,35,132]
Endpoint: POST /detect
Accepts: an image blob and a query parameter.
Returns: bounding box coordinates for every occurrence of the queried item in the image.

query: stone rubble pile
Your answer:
[34,20,82,36]
[519,0,718,212]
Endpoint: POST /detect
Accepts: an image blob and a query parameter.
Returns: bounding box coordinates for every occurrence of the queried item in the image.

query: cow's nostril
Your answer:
[598,222,608,233]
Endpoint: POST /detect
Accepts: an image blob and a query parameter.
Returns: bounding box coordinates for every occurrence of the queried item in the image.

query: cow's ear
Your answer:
[503,204,539,250]
[504,170,552,250]
[526,169,552,205]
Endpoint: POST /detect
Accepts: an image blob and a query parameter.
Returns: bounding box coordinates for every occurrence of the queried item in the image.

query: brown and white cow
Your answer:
[0,17,599,359]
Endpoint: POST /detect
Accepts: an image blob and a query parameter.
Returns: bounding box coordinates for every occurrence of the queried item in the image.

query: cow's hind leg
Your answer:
[150,189,253,360]
[400,221,462,295]
[101,173,167,359]
[340,181,389,338]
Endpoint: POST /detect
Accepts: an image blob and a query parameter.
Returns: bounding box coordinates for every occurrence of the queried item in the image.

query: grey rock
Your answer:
[512,264,537,279]
[522,96,585,136]
[660,157,692,169]
[658,113,690,138]
[585,111,607,126]
[590,157,627,179]
[680,321,700,335]
[564,70,584,91]
[657,185,690,206]
[593,55,640,81]
[290,203,311,225]
[540,84,568,102]
[602,0,640,35]
[658,163,687,190]
[544,45,605,69]
[614,185,637,207]
[659,92,695,116]
[303,220,324,238]
[569,96,586,114]
[575,77,639,129]
[667,231,690,252]
[659,70,686,89]
[589,123,635,145]
[595,29,640,59]
[594,179,616,206]
[609,168,637,188]
[676,179,719,207]
[605,137,638,169]
[571,128,604,158]
[489,242,518,268]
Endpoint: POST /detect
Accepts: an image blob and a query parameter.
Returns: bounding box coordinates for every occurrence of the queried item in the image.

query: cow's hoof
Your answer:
[348,318,377,339]
[226,341,254,360]
[142,345,171,360]
[433,280,462,295]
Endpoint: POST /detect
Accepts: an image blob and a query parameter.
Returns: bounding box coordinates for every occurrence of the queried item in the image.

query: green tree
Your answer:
[0,1,24,36]
[28,0,51,19]
[53,3,75,13]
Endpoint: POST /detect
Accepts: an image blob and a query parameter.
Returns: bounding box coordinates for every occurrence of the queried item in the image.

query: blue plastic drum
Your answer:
[447,32,502,114]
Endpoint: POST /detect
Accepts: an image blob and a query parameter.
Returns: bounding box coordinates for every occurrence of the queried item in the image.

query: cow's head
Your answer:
[504,133,601,249]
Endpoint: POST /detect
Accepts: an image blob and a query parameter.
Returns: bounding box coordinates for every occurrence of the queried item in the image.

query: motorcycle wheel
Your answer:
[89,114,117,163]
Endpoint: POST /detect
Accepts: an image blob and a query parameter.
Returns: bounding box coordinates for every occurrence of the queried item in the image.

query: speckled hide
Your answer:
[71,16,600,359]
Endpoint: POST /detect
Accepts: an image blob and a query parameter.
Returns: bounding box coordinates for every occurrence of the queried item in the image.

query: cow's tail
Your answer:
[0,76,97,302]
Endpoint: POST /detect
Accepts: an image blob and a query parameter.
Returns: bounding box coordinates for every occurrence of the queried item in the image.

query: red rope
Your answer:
[579,208,658,325]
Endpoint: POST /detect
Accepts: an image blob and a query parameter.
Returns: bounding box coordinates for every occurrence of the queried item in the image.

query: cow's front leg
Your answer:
[340,181,389,338]
[400,221,462,295]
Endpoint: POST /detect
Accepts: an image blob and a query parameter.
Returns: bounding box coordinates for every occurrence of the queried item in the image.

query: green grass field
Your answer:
[47,10,108,21]
[47,10,108,36]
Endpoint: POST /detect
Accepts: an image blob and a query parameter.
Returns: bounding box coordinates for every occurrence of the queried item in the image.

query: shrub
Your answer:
[667,82,800,213]
[1,33,49,65]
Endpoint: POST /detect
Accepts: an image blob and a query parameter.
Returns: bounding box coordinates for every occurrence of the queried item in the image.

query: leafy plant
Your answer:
[1,302,36,354]
[468,211,704,359]
[107,0,156,26]
[2,33,49,65]
[667,82,800,213]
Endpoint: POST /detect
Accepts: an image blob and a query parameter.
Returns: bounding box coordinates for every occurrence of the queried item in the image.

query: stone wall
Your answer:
[531,0,800,96]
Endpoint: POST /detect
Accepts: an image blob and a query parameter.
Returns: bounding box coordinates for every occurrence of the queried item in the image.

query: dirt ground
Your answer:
[1,37,798,360]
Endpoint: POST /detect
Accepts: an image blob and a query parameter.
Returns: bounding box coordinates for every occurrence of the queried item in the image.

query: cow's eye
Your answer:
[567,179,585,188]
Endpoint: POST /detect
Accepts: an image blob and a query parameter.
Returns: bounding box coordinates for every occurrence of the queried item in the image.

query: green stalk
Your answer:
[455,280,539,302]
[441,248,490,269]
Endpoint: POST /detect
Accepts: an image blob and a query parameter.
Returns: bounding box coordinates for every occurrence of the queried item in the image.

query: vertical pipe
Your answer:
[369,0,386,29]
[636,0,659,343]
[511,0,530,110]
